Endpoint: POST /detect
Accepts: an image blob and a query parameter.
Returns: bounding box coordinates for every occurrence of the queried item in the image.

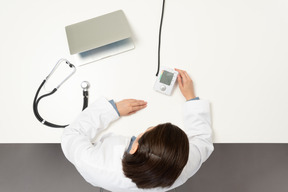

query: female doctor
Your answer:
[61,69,214,192]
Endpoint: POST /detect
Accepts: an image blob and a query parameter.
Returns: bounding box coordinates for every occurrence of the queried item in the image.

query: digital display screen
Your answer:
[160,71,174,85]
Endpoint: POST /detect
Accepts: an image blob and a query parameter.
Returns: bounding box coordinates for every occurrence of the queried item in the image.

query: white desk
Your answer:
[1,0,288,143]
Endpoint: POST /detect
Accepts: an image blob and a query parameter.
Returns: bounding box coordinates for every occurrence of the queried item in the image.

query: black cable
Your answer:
[156,0,166,76]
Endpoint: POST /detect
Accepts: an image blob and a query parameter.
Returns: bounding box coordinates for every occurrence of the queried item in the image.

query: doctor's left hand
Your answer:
[116,99,147,116]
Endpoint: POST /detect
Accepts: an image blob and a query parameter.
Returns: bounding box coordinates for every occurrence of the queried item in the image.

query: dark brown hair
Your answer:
[122,123,189,189]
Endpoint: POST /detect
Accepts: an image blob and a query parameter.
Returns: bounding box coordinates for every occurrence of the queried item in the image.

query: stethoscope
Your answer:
[33,59,90,128]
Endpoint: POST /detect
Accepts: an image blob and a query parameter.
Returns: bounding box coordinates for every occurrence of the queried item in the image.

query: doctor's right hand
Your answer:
[116,99,147,116]
[175,69,196,101]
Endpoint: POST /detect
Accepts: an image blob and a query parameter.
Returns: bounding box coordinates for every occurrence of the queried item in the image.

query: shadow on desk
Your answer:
[0,144,287,192]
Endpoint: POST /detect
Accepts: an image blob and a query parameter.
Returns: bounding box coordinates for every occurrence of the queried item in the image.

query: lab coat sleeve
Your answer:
[61,97,119,165]
[184,100,214,165]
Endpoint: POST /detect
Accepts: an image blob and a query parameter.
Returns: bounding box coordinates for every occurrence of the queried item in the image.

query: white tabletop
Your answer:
[1,0,288,143]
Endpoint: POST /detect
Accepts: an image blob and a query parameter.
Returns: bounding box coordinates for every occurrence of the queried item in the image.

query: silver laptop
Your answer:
[65,10,134,65]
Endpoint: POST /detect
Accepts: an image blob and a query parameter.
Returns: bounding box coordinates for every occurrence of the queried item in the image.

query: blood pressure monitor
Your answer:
[154,67,178,95]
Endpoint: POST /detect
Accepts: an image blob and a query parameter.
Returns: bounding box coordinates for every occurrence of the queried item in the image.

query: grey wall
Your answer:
[0,144,287,192]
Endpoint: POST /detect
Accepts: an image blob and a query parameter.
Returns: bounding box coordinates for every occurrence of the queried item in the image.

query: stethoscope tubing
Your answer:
[33,79,68,128]
[33,59,89,128]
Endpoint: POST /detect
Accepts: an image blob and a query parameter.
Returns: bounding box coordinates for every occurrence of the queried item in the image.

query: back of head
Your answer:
[122,123,189,189]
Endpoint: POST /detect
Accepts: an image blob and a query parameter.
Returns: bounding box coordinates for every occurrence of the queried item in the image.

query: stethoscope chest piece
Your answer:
[81,81,90,91]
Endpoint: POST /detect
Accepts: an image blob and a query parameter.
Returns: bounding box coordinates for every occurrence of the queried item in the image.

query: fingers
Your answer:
[177,75,183,89]
[175,68,191,82]
[175,68,187,89]
[123,99,147,115]
[174,68,195,100]
[131,104,147,112]
[116,99,147,116]
[125,99,147,107]
[130,100,147,112]
[124,99,146,104]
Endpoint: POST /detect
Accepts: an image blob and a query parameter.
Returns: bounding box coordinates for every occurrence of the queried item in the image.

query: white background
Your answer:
[0,0,288,143]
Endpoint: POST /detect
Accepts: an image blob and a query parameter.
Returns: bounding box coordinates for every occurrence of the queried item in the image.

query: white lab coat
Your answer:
[61,97,214,192]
